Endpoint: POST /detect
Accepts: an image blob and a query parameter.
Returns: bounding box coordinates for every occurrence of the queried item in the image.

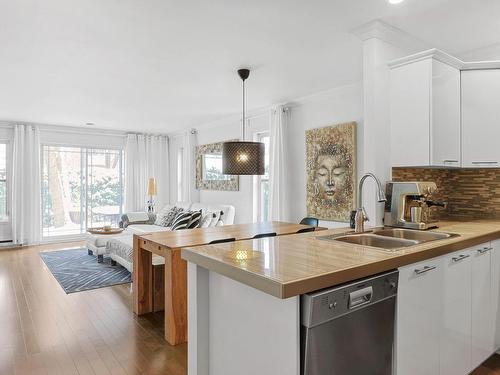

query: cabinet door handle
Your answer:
[414,265,436,275]
[477,247,493,254]
[443,160,458,163]
[452,254,470,262]
[471,161,498,165]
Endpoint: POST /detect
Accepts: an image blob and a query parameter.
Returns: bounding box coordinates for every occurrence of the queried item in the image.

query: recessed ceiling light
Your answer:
[85,122,95,126]
[388,0,405,4]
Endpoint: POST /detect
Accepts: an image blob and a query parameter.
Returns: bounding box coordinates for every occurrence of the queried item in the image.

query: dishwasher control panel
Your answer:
[301,270,398,328]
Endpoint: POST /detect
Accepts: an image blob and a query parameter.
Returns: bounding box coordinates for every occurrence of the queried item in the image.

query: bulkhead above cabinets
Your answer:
[389,49,500,169]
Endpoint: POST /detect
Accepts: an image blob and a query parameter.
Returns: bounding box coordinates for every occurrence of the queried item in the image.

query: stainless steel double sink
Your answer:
[317,228,459,251]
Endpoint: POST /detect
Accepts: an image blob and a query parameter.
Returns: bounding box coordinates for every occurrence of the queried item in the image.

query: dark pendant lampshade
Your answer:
[222,68,265,176]
[222,141,265,175]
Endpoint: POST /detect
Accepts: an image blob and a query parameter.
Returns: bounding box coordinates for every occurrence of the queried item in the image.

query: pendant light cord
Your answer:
[242,79,246,141]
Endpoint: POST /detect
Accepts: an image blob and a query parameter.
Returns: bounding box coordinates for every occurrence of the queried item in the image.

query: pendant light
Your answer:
[222,69,265,175]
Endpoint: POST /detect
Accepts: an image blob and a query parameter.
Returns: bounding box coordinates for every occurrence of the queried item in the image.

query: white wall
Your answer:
[167,22,431,228]
[169,115,269,224]
[286,83,364,228]
[170,83,363,227]
[197,115,269,224]
[361,38,409,225]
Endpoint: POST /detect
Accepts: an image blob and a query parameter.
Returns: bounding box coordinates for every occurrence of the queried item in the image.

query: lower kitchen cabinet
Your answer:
[471,243,495,368]
[492,240,500,350]
[397,242,500,375]
[440,249,472,375]
[396,257,442,375]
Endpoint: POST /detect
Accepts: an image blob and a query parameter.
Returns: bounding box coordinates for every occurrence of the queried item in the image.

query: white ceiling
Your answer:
[1,0,499,133]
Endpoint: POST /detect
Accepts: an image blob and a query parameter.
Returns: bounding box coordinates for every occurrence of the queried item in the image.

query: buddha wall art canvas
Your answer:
[306,122,357,222]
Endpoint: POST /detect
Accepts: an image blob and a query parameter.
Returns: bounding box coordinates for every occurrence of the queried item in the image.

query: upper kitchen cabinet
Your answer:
[462,69,500,167]
[389,50,461,167]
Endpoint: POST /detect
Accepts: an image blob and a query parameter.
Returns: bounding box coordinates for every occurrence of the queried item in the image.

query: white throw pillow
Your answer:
[209,211,222,227]
[215,219,224,227]
[199,213,214,228]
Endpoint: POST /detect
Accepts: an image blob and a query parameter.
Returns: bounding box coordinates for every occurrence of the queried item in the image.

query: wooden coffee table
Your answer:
[88,227,124,235]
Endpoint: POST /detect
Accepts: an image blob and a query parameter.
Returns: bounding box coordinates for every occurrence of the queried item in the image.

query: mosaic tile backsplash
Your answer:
[392,168,500,219]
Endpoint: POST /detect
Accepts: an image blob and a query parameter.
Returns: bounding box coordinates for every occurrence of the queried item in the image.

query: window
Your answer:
[41,146,123,238]
[0,143,8,220]
[255,132,270,222]
[202,154,230,181]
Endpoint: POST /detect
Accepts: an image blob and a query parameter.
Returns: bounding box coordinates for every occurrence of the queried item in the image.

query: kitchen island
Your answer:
[132,221,323,345]
[182,220,500,375]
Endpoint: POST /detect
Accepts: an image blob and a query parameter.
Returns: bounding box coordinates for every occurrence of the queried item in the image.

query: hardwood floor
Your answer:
[0,241,498,375]
[0,242,186,375]
[474,355,500,375]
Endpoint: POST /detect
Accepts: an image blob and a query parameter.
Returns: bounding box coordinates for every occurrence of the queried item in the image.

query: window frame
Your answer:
[40,144,124,240]
[0,141,10,223]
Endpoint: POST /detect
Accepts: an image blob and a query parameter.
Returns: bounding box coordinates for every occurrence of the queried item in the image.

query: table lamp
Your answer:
[147,177,157,212]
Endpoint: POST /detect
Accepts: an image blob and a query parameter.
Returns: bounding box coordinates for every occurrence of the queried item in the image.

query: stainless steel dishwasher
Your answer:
[301,270,399,375]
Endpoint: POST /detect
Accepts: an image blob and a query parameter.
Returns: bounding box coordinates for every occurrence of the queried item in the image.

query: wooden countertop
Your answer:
[139,221,324,250]
[181,220,500,299]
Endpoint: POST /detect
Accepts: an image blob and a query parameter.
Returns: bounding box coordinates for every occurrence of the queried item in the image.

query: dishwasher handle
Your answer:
[349,286,373,309]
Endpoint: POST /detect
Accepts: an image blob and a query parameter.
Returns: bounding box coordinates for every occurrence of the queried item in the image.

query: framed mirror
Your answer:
[196,140,239,191]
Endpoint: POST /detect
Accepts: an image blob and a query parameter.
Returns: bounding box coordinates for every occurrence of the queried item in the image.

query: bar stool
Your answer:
[296,227,316,234]
[299,217,319,227]
[209,238,236,245]
[253,232,277,239]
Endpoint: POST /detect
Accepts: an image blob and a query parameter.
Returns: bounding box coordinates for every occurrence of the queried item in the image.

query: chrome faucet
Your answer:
[354,173,387,233]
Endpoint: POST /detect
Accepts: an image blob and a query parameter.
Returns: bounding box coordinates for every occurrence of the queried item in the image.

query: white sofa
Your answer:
[121,201,236,234]
[87,201,236,271]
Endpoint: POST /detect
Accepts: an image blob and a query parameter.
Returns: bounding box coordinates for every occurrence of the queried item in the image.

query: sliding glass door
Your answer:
[42,145,123,238]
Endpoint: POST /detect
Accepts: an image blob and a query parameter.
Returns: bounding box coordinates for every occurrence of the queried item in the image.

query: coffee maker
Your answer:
[384,182,446,230]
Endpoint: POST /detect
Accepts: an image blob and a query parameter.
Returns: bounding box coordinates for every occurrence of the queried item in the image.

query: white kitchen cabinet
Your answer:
[397,241,500,375]
[471,243,495,368]
[462,69,500,168]
[440,249,472,375]
[492,240,500,351]
[396,257,442,375]
[390,52,461,167]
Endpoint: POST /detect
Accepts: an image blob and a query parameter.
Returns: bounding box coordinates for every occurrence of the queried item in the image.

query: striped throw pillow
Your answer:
[188,210,202,229]
[171,211,194,230]
[158,206,183,227]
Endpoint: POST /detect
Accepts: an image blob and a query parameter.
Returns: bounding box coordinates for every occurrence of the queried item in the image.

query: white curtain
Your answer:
[11,125,41,245]
[125,134,169,212]
[181,129,199,203]
[269,106,289,221]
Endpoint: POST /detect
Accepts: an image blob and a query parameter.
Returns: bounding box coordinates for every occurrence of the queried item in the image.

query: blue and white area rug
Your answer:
[40,248,131,294]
